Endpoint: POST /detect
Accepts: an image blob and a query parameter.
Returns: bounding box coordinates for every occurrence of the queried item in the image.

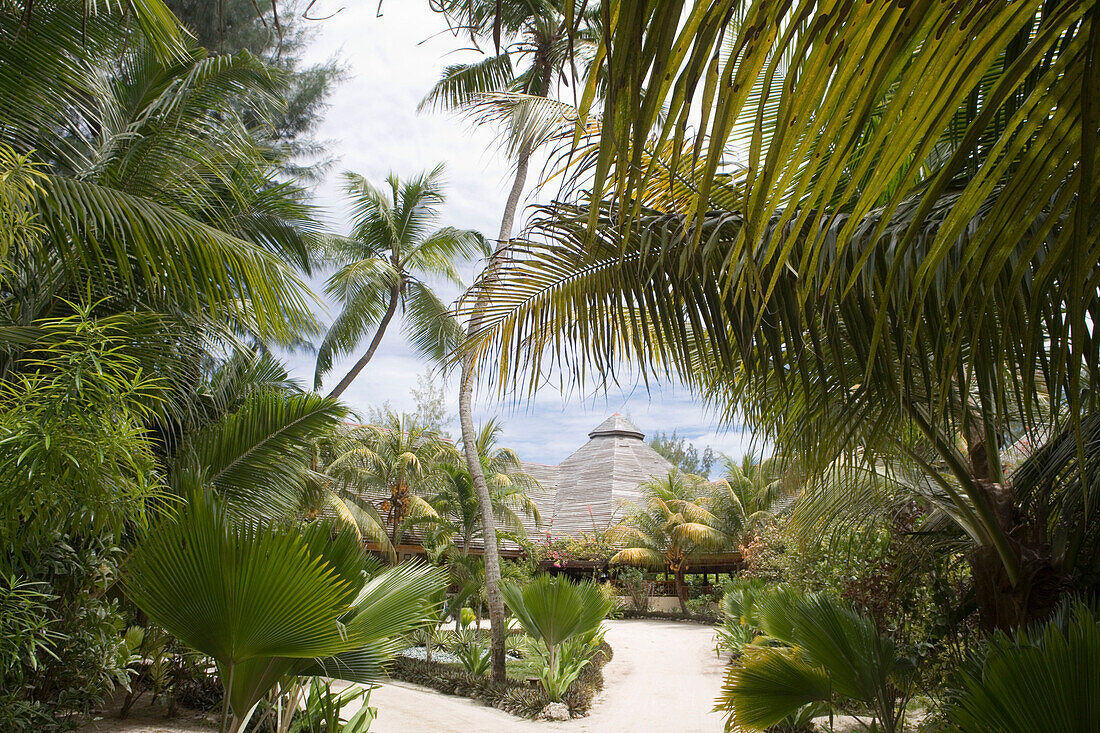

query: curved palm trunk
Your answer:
[326,284,400,400]
[458,141,531,684]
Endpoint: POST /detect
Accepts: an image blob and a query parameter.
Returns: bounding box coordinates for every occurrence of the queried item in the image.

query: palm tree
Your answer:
[424,0,598,683]
[501,574,611,701]
[610,470,715,615]
[428,419,542,556]
[314,166,485,399]
[720,593,915,733]
[329,412,457,551]
[714,454,799,541]
[125,498,446,733]
[0,4,320,350]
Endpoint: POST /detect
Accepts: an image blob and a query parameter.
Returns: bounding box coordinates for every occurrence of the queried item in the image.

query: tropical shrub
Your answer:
[501,574,612,702]
[389,637,613,718]
[718,593,915,733]
[527,628,605,703]
[124,498,445,732]
[2,535,132,726]
[0,575,58,731]
[452,629,491,676]
[617,567,653,612]
[287,677,376,733]
[946,600,1100,733]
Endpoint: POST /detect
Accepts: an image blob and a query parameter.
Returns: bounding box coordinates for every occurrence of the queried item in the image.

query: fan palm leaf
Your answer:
[124,499,445,731]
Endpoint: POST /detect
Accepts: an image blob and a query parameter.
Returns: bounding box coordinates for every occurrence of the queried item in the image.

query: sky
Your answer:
[280,1,761,468]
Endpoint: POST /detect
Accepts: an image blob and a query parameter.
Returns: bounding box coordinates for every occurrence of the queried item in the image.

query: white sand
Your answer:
[365,619,728,733]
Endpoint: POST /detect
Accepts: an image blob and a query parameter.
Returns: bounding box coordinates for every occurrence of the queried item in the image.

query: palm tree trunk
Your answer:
[458,140,532,684]
[674,565,688,616]
[326,284,400,400]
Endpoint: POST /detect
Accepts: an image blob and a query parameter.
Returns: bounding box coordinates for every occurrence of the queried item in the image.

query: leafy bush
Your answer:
[501,575,612,701]
[288,677,376,733]
[124,501,445,733]
[452,629,491,676]
[0,535,131,728]
[0,576,60,731]
[718,593,915,733]
[617,567,652,612]
[390,637,613,718]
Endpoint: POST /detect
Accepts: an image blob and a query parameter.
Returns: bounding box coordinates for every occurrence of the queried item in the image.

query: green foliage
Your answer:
[169,386,347,519]
[528,628,603,703]
[502,575,611,657]
[452,629,491,676]
[2,535,132,727]
[314,167,486,396]
[719,593,915,733]
[538,530,620,566]
[427,420,541,557]
[616,567,653,612]
[501,574,611,702]
[162,0,345,178]
[0,575,59,731]
[648,430,716,476]
[946,600,1100,733]
[289,677,376,733]
[0,309,164,550]
[0,2,321,346]
[329,412,456,551]
[124,498,445,731]
[390,636,613,718]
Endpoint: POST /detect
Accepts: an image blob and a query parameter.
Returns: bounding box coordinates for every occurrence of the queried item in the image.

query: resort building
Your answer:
[521,413,673,539]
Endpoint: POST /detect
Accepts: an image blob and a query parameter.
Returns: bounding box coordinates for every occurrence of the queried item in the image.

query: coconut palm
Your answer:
[124,497,446,733]
[428,420,542,556]
[315,166,485,399]
[610,470,716,615]
[424,0,603,682]
[0,4,320,350]
[463,0,1099,627]
[712,454,800,541]
[327,412,457,551]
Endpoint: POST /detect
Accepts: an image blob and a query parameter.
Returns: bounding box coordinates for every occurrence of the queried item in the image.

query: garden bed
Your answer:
[389,640,613,719]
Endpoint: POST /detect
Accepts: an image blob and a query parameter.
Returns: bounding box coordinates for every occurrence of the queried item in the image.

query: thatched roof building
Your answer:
[521,414,673,539]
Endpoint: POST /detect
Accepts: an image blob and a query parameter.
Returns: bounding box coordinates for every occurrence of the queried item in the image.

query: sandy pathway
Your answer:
[367,619,727,733]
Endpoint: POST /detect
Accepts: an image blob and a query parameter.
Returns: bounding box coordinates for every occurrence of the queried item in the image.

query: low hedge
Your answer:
[617,608,721,625]
[389,640,613,719]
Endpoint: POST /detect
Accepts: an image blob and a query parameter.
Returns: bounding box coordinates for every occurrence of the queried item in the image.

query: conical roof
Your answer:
[523,415,671,536]
[587,412,645,440]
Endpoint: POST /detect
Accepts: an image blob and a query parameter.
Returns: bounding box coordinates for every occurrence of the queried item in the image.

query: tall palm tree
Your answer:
[460,1,1099,627]
[424,0,597,682]
[610,470,715,615]
[428,419,541,556]
[315,166,485,399]
[329,412,457,551]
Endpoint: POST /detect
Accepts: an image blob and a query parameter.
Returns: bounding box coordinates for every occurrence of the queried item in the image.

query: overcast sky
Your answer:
[282,2,761,469]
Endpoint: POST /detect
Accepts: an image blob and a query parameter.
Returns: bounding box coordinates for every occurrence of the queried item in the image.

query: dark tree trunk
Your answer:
[674,565,688,615]
[966,430,1061,629]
